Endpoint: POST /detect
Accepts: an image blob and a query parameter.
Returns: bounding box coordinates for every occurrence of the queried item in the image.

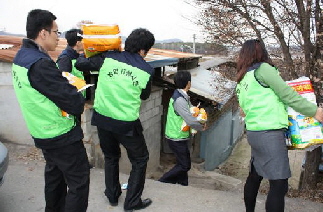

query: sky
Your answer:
[0,0,205,42]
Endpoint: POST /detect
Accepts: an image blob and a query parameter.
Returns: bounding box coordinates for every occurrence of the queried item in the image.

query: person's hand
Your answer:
[314,107,323,122]
[201,123,207,131]
[79,53,86,58]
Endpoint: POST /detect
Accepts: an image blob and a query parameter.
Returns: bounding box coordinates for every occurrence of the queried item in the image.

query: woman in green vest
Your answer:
[235,39,323,212]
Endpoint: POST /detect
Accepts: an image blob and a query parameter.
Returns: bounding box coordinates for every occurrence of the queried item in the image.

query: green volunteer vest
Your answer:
[94,58,150,121]
[71,59,84,80]
[236,69,288,131]
[165,96,190,139]
[71,59,86,97]
[12,64,75,139]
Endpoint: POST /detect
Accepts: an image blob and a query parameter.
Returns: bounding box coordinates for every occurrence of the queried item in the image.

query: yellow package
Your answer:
[61,72,93,118]
[82,24,120,35]
[197,108,207,123]
[81,24,122,58]
[62,72,92,91]
[181,106,199,132]
[181,107,207,133]
[181,121,190,132]
[190,106,199,117]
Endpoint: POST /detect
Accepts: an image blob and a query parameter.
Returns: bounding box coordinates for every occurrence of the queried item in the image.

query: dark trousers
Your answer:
[97,127,149,210]
[159,138,191,186]
[244,163,288,212]
[42,141,90,212]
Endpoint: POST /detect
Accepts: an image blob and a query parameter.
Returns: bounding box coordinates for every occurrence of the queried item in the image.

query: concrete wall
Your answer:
[82,86,163,176]
[0,62,33,145]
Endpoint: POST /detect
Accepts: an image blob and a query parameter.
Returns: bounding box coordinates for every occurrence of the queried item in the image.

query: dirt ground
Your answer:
[158,134,323,203]
[10,135,323,204]
[216,134,323,203]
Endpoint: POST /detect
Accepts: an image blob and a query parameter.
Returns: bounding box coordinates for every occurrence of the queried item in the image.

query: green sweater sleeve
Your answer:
[255,63,317,117]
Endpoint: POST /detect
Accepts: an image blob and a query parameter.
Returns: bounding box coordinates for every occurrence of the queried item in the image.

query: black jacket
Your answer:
[56,45,79,72]
[17,39,85,149]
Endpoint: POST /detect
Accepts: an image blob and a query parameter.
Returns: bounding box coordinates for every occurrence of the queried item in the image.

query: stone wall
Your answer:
[82,86,163,176]
[288,150,306,189]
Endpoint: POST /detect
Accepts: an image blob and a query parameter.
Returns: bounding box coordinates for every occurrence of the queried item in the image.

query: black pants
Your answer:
[244,163,288,212]
[42,141,90,212]
[97,127,149,210]
[159,138,191,186]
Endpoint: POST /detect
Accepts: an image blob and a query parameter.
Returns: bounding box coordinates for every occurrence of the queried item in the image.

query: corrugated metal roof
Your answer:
[161,57,236,105]
[0,35,66,63]
[0,35,200,68]
[147,57,179,68]
[148,48,203,59]
[190,64,236,105]
[0,35,235,105]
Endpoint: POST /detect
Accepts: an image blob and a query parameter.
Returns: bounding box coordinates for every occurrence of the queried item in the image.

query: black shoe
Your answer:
[178,182,188,186]
[124,198,152,211]
[109,201,118,207]
[106,191,121,207]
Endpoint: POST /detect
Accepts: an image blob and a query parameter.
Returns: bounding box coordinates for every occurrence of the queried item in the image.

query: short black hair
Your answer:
[174,71,191,89]
[26,9,57,40]
[65,29,83,47]
[125,28,155,54]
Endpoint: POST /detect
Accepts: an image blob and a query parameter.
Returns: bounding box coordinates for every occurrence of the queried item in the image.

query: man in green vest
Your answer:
[57,28,85,80]
[12,9,90,212]
[57,28,88,121]
[159,70,205,186]
[75,28,155,212]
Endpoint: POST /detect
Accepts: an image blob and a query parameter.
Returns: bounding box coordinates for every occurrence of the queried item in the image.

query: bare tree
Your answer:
[192,0,323,190]
[193,0,322,83]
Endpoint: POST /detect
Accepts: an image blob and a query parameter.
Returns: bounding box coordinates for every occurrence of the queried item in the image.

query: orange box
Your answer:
[82,24,122,57]
[82,24,120,35]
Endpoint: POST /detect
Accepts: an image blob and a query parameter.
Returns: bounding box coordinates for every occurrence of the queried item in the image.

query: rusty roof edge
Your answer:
[147,58,179,68]
[0,35,199,66]
[189,86,235,106]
